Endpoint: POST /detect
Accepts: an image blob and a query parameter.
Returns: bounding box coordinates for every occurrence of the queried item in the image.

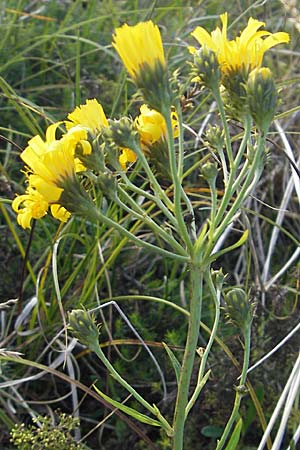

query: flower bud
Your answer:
[211,268,226,291]
[192,46,221,90]
[224,288,255,332]
[201,161,218,184]
[97,171,117,199]
[107,117,138,149]
[246,67,277,134]
[204,124,225,151]
[68,309,101,350]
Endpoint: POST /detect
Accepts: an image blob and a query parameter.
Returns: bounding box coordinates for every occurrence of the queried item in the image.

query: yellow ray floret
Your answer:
[12,186,49,229]
[112,21,166,80]
[119,148,137,170]
[50,204,71,223]
[65,99,108,133]
[190,12,289,76]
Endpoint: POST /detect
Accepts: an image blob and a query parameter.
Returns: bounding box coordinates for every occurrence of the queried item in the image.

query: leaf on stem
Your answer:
[223,417,243,450]
[162,342,181,384]
[93,385,162,427]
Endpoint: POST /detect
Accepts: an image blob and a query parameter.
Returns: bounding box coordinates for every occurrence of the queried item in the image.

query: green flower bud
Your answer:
[224,288,255,332]
[68,309,101,350]
[192,46,221,90]
[107,117,138,149]
[246,67,277,134]
[201,161,219,183]
[211,268,226,291]
[204,124,225,151]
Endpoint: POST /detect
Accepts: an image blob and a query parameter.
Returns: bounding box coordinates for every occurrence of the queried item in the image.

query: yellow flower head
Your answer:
[190,13,289,78]
[65,99,108,134]
[135,104,179,148]
[112,21,169,110]
[112,21,165,80]
[21,135,78,203]
[12,186,49,229]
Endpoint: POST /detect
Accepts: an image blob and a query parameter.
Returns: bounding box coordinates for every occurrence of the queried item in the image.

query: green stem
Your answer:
[172,266,203,450]
[213,87,234,171]
[175,103,196,239]
[119,171,178,229]
[84,202,189,262]
[212,133,265,246]
[208,176,218,242]
[215,325,252,450]
[204,132,264,260]
[217,145,229,186]
[115,187,187,256]
[214,115,252,228]
[186,270,220,416]
[233,115,252,169]
[129,140,174,212]
[163,105,194,253]
[92,342,172,434]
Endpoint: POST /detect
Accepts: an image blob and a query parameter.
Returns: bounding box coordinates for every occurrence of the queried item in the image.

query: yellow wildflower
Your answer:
[190,13,289,78]
[22,135,77,204]
[112,21,169,110]
[12,186,49,229]
[65,99,108,134]
[112,21,165,80]
[136,104,179,148]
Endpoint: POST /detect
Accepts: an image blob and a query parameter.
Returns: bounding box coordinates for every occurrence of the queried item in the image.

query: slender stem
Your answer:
[172,266,203,450]
[203,132,265,260]
[214,115,252,228]
[129,140,174,212]
[217,146,229,186]
[115,187,187,256]
[92,342,172,434]
[119,171,178,229]
[208,176,217,242]
[213,133,265,244]
[213,87,234,171]
[215,324,252,450]
[176,101,184,180]
[163,105,194,254]
[233,115,252,169]
[186,270,220,416]
[176,103,196,240]
[84,203,189,262]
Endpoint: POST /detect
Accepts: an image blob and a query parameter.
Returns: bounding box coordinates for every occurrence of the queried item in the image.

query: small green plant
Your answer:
[10,411,87,450]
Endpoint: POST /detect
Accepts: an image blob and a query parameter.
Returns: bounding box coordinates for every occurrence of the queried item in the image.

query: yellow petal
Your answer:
[65,99,108,132]
[51,204,71,222]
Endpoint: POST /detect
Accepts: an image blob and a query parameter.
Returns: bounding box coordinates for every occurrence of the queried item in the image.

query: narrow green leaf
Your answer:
[93,385,161,427]
[224,417,243,450]
[162,342,181,384]
[209,230,249,262]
